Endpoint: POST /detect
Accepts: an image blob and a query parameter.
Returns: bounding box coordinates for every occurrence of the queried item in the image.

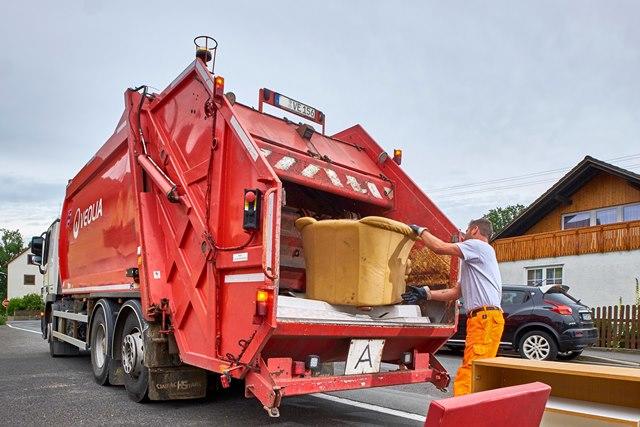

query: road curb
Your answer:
[578,354,640,368]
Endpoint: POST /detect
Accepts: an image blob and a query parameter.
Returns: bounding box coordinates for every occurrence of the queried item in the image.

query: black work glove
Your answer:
[402,285,431,304]
[408,224,427,237]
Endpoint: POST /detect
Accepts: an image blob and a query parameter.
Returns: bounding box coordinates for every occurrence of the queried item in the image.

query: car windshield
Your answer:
[545,289,581,306]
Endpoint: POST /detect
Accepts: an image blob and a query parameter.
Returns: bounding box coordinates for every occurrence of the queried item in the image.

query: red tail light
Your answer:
[545,300,573,315]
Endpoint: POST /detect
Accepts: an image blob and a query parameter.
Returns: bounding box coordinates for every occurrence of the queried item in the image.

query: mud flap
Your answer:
[109,363,125,386]
[147,366,207,400]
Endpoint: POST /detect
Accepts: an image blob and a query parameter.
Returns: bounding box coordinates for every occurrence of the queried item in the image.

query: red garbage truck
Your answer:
[30,36,459,416]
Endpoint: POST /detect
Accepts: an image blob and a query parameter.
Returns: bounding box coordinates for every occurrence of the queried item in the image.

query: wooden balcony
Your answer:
[493,220,640,262]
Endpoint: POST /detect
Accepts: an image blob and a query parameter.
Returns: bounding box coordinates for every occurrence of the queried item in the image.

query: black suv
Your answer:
[447,284,598,361]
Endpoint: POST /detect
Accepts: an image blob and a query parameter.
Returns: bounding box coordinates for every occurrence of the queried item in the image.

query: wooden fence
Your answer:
[493,220,640,262]
[592,305,640,350]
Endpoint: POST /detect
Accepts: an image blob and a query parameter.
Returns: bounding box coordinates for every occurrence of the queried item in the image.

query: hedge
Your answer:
[6,293,44,316]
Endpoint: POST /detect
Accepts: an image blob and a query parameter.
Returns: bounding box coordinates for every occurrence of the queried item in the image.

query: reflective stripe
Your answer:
[274,156,296,170]
[115,120,127,134]
[61,284,135,294]
[324,169,343,187]
[367,182,382,198]
[301,164,320,178]
[346,175,367,193]
[224,273,266,283]
[195,62,214,92]
[264,192,275,271]
[168,60,196,89]
[230,116,259,161]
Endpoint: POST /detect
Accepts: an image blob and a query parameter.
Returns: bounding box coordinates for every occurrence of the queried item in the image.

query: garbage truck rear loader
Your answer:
[31,37,460,416]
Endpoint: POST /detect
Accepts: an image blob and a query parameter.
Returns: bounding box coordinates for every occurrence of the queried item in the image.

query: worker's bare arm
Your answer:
[428,282,462,302]
[419,231,463,258]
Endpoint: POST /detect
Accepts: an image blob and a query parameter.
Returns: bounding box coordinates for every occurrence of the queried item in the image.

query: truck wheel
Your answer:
[518,330,558,361]
[90,307,111,385]
[121,313,149,402]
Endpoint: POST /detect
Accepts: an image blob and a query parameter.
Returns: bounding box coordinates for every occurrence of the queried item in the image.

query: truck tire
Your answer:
[48,302,79,357]
[90,306,111,385]
[121,313,149,402]
[518,330,558,361]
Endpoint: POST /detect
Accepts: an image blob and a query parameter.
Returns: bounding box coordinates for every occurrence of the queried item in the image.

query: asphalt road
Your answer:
[0,321,461,426]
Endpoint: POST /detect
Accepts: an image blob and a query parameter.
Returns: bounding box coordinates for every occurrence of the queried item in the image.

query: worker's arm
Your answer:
[402,282,461,303]
[409,225,463,258]
[429,282,462,302]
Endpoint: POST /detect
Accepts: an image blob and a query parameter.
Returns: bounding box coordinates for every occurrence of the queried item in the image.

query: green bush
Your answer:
[6,293,44,315]
[0,314,5,325]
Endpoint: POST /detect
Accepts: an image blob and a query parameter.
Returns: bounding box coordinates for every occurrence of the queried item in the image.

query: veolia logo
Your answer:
[72,198,103,239]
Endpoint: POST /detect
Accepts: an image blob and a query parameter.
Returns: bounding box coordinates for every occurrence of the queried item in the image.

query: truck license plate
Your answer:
[344,339,385,375]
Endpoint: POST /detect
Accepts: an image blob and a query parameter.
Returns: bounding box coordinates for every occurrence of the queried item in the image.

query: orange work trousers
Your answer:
[453,308,505,396]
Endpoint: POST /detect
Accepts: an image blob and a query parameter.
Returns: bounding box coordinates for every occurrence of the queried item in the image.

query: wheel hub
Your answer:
[523,335,550,359]
[122,330,144,376]
[94,324,107,369]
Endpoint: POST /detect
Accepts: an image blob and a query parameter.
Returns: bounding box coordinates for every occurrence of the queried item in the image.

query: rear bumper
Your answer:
[244,352,449,415]
[558,327,598,352]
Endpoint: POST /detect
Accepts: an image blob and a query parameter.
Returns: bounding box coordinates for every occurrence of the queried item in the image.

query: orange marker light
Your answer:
[393,149,402,165]
[214,75,225,97]
[256,290,269,317]
[256,290,269,302]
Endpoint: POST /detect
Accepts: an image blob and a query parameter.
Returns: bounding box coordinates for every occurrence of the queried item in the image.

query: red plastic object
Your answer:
[424,382,551,427]
[245,191,256,203]
[545,300,573,315]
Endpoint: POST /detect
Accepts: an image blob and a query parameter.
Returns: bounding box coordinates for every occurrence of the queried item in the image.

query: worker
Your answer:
[403,218,504,396]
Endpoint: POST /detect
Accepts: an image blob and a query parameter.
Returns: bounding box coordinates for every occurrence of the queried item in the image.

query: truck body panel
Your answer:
[46,53,459,413]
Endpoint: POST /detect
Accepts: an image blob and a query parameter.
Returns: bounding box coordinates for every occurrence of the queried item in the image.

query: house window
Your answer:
[623,204,640,221]
[563,212,590,229]
[562,202,640,230]
[595,208,617,225]
[526,266,563,286]
[24,274,36,286]
[546,267,563,285]
[526,268,543,286]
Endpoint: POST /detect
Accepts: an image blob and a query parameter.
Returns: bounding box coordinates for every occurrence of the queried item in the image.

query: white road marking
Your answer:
[6,323,41,335]
[312,393,426,422]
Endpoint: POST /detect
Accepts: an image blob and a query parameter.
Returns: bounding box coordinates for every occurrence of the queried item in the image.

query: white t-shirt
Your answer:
[455,239,502,311]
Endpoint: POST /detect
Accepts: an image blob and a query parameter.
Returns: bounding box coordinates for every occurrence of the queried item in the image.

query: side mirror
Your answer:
[27,254,42,265]
[30,236,45,258]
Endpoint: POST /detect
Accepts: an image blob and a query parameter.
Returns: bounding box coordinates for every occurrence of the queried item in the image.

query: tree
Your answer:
[483,204,526,235]
[0,229,25,300]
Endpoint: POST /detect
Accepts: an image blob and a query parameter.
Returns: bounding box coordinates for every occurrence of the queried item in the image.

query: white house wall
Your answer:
[7,251,44,299]
[499,251,640,307]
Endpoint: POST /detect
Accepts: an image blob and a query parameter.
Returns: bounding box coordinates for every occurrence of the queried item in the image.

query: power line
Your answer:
[425,153,640,194]
[431,162,640,200]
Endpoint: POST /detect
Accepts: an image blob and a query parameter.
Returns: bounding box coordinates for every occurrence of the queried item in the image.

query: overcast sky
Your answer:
[2,1,640,239]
